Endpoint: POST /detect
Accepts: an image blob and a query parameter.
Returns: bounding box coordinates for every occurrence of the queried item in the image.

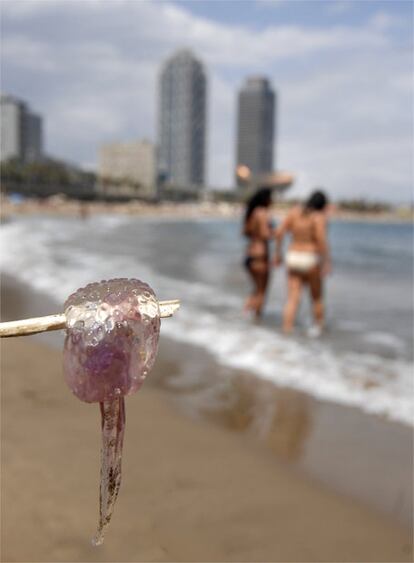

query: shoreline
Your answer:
[1,273,413,530]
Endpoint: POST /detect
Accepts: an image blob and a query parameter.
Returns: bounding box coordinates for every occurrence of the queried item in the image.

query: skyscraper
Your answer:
[158,49,207,189]
[236,77,275,185]
[0,94,43,163]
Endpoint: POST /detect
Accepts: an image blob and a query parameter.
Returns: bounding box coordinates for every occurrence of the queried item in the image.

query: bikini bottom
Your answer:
[286,250,319,273]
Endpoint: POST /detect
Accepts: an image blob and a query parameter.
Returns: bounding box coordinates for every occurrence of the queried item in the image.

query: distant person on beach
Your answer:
[274,190,331,334]
[79,202,89,220]
[243,188,275,317]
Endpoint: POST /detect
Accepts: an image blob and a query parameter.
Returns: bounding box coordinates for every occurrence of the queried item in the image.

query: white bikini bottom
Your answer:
[286,251,319,273]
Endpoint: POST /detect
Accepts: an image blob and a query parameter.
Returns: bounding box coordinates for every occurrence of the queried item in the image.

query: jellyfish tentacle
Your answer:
[93,397,126,546]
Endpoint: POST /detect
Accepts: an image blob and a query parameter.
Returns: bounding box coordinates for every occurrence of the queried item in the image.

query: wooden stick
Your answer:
[0,299,180,338]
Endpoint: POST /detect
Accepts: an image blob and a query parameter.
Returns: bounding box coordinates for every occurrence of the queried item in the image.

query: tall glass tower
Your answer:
[236,77,275,184]
[158,49,207,189]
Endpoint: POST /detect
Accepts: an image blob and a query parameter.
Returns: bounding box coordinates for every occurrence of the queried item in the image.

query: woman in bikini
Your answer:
[274,190,331,334]
[243,188,274,317]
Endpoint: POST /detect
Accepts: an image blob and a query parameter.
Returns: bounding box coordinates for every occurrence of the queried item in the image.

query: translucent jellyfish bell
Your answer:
[63,279,161,545]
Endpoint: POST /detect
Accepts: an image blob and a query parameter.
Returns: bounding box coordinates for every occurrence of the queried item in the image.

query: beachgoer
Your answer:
[274,190,331,334]
[243,188,274,317]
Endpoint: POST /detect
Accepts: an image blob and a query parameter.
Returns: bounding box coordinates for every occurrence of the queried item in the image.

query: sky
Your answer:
[1,0,413,202]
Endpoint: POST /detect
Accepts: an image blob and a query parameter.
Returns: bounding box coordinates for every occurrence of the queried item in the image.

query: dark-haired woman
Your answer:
[243,188,274,317]
[274,191,331,334]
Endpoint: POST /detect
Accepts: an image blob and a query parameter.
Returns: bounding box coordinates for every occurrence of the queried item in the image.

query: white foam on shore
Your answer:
[363,331,407,352]
[1,216,413,427]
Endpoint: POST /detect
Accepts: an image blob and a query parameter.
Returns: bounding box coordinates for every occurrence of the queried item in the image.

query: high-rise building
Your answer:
[22,111,42,163]
[0,94,43,163]
[98,140,156,198]
[1,95,21,162]
[158,49,207,190]
[236,77,275,185]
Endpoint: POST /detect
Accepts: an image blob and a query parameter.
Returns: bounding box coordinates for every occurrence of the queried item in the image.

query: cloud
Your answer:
[326,1,353,15]
[369,9,404,31]
[0,0,412,201]
[255,0,287,7]
[0,0,52,19]
[1,35,57,72]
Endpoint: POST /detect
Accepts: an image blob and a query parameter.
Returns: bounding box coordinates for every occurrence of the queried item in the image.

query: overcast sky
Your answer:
[1,0,413,202]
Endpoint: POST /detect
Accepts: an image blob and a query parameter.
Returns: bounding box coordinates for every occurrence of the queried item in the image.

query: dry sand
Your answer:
[1,335,412,563]
[1,195,413,223]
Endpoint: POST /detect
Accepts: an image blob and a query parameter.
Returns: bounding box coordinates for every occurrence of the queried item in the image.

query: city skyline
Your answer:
[1,0,412,202]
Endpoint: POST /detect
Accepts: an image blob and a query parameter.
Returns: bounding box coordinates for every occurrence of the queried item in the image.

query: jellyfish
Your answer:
[63,278,160,545]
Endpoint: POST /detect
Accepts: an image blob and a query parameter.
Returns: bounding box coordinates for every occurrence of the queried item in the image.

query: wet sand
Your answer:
[1,278,413,562]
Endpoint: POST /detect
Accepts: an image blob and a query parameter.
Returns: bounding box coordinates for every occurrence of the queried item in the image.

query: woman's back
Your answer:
[244,208,270,240]
[287,207,321,252]
[245,207,272,257]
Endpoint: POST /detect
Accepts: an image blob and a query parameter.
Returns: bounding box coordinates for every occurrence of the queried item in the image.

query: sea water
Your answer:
[1,214,412,426]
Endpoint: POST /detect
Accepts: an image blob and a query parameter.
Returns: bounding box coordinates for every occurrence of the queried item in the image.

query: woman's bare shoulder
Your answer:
[286,206,301,221]
[313,211,327,224]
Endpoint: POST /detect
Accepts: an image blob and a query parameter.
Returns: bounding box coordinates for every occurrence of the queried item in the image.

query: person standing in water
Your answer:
[274,190,331,334]
[243,188,274,317]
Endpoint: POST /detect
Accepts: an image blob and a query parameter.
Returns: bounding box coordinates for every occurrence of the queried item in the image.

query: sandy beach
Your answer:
[1,278,413,562]
[2,336,413,563]
[1,194,413,223]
